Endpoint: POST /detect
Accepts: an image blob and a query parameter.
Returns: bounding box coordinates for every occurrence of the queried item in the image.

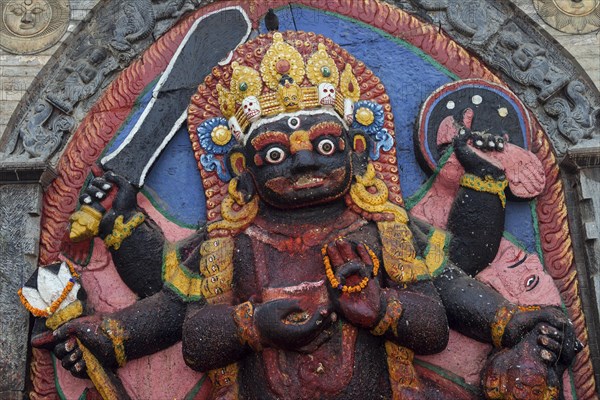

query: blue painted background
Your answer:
[104,6,537,252]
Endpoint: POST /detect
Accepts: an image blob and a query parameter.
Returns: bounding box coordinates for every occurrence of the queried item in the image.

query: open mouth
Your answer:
[292,175,325,189]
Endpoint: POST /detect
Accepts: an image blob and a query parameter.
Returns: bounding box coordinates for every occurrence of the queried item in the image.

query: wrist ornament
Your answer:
[104,212,145,250]
[100,318,128,367]
[459,174,508,208]
[491,303,541,348]
[233,301,262,351]
[371,294,403,337]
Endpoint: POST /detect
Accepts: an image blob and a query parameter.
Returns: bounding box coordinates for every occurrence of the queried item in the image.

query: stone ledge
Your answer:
[0,161,57,188]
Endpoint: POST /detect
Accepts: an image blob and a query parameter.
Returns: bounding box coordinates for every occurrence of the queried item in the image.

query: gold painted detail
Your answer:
[207,363,239,395]
[103,212,145,250]
[385,342,421,391]
[491,303,542,348]
[340,64,360,102]
[45,300,83,331]
[356,107,375,126]
[78,340,122,400]
[459,174,508,208]
[306,43,340,86]
[162,248,203,301]
[424,229,449,277]
[199,236,235,303]
[216,32,361,137]
[350,164,429,283]
[229,61,262,103]
[101,318,128,368]
[208,179,259,234]
[371,297,403,337]
[260,32,306,91]
[69,205,103,242]
[212,125,232,146]
[491,304,517,348]
[233,301,262,351]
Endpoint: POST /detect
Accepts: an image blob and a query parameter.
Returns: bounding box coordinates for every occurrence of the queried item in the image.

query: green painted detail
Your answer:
[405,146,454,210]
[414,358,481,395]
[501,231,527,252]
[141,187,199,230]
[184,375,207,400]
[100,75,161,159]
[161,243,204,302]
[321,66,331,77]
[275,5,459,81]
[51,353,69,400]
[568,365,579,400]
[77,389,89,400]
[239,82,248,91]
[62,238,95,267]
[163,281,203,302]
[530,200,545,267]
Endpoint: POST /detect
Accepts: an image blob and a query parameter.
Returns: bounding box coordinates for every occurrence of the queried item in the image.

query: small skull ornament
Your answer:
[228,117,243,141]
[318,83,336,107]
[344,99,355,125]
[242,96,261,123]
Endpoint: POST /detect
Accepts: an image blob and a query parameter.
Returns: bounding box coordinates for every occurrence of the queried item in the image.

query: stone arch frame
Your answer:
[0,0,598,398]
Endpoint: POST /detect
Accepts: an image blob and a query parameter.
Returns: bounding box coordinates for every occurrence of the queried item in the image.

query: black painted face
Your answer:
[244,113,353,209]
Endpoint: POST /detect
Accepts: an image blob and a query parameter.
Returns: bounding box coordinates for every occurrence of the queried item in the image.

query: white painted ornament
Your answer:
[242,96,261,122]
[228,117,243,141]
[318,83,336,107]
[344,98,354,125]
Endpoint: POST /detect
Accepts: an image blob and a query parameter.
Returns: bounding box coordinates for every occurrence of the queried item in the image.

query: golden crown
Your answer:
[217,33,361,143]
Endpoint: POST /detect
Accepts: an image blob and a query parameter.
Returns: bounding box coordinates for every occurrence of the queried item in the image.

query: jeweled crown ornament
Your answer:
[216,32,361,144]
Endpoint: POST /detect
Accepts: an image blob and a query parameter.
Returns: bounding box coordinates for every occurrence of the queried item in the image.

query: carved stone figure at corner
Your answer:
[110,0,199,52]
[411,0,499,45]
[46,46,118,114]
[495,25,568,102]
[7,100,74,160]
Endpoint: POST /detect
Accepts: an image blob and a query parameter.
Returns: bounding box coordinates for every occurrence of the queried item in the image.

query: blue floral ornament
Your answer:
[351,101,391,160]
[197,117,235,181]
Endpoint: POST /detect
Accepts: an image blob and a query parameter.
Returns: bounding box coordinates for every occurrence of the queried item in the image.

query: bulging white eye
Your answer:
[265,147,286,164]
[317,139,336,156]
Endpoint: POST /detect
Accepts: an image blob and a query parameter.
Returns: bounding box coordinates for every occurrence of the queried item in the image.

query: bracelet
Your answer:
[101,318,128,367]
[371,295,403,337]
[459,174,508,208]
[104,212,145,250]
[491,303,541,348]
[233,302,262,351]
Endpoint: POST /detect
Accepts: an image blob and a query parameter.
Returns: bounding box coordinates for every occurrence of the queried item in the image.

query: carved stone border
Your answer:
[0,0,598,398]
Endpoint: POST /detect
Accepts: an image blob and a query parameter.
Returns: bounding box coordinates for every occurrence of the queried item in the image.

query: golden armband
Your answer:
[103,212,145,250]
[233,301,262,351]
[491,303,541,348]
[459,174,508,208]
[101,318,129,367]
[371,296,403,337]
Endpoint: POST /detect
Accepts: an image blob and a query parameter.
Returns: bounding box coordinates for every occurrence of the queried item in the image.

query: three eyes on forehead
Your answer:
[251,121,345,166]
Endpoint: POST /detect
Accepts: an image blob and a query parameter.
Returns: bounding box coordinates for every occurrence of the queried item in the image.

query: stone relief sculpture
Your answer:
[46,46,119,114]
[16,2,596,400]
[0,0,69,54]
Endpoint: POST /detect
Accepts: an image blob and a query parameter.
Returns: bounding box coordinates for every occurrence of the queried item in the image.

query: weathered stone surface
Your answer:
[0,183,43,394]
[0,0,70,55]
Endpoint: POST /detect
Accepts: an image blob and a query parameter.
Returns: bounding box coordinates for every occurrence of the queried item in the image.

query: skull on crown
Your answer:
[242,96,261,123]
[318,82,336,107]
